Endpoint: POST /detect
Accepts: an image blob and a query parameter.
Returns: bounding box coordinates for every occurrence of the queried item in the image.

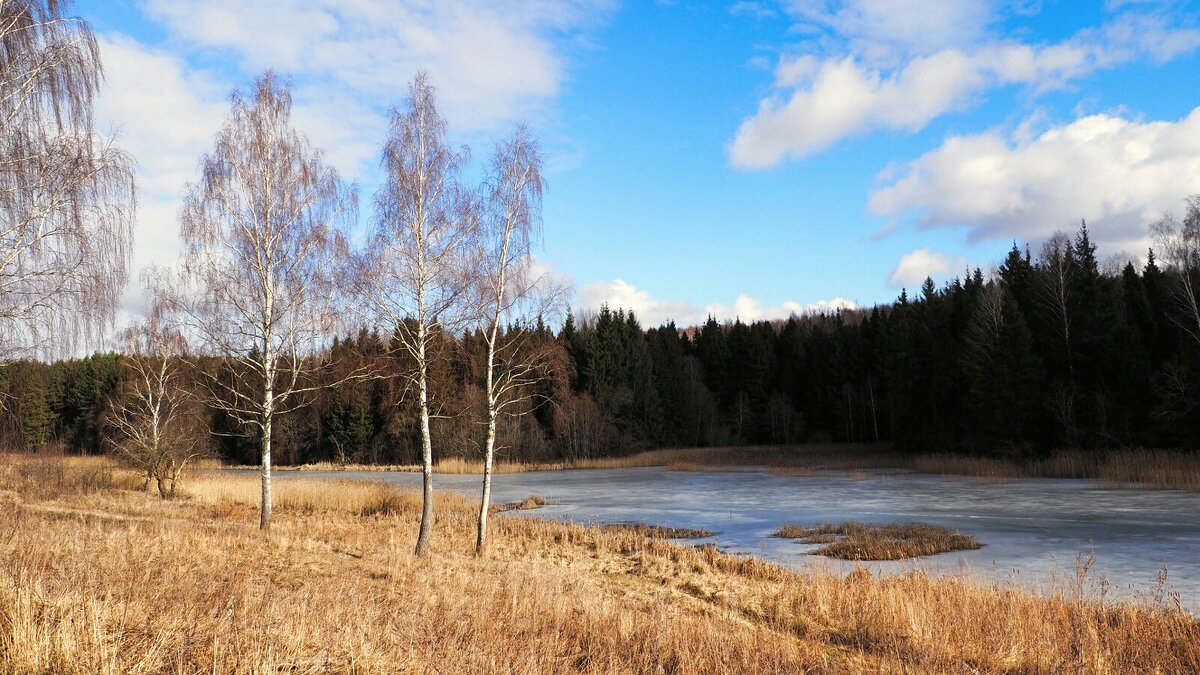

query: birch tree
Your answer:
[357,72,474,556]
[173,72,356,530]
[105,294,203,499]
[1,0,135,360]
[473,126,563,555]
[1152,196,1200,348]
[1036,233,1078,447]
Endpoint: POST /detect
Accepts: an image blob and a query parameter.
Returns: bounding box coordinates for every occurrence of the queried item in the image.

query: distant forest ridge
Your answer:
[3,216,1199,463]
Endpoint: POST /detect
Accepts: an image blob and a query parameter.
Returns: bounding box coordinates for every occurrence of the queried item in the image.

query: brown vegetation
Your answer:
[0,455,1197,673]
[490,495,549,513]
[605,523,714,539]
[775,522,983,560]
[284,444,1200,490]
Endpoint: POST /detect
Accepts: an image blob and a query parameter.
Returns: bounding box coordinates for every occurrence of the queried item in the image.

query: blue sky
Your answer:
[79,0,1200,327]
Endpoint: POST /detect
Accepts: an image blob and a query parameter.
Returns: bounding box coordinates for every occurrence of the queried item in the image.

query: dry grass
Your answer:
[490,495,549,513]
[228,445,1200,490]
[604,523,714,539]
[0,453,143,500]
[775,522,984,561]
[5,456,1197,673]
[562,445,1200,490]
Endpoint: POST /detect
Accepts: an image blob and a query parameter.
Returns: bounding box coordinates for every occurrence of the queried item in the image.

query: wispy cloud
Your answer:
[142,0,613,136]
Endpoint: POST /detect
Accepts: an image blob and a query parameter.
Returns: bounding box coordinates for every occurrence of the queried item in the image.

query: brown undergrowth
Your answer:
[2,455,1197,673]
[774,522,983,560]
[267,445,1200,490]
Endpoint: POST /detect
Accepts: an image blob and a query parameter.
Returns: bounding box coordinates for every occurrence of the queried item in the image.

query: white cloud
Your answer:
[869,107,1200,253]
[578,279,701,326]
[785,0,996,64]
[577,280,857,326]
[888,248,969,287]
[729,6,1200,168]
[803,297,859,314]
[93,36,229,316]
[141,0,612,135]
[731,2,778,20]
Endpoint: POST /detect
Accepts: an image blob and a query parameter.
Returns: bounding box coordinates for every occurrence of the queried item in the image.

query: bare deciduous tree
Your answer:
[105,295,203,499]
[1037,233,1074,367]
[1036,233,1078,447]
[1152,195,1200,348]
[0,0,135,360]
[356,72,474,556]
[473,126,563,555]
[171,72,356,530]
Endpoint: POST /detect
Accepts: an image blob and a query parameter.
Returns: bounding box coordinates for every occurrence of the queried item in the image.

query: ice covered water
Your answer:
[280,466,1200,612]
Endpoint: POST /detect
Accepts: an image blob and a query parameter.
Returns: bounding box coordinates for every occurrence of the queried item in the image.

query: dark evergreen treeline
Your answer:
[3,221,1198,462]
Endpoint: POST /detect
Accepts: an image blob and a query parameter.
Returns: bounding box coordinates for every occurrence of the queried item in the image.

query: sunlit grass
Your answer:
[1,455,1198,673]
[775,521,983,560]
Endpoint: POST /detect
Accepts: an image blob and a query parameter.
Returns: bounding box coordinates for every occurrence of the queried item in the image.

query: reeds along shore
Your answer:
[271,444,1200,489]
[1,454,1198,674]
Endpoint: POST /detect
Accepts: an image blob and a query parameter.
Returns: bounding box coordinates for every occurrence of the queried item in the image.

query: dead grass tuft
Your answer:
[775,521,983,560]
[607,522,714,539]
[490,495,549,513]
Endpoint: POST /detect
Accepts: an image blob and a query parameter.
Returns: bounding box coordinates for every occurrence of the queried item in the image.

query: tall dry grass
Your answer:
[563,445,1200,489]
[0,455,1197,673]
[246,443,1200,490]
[774,521,983,560]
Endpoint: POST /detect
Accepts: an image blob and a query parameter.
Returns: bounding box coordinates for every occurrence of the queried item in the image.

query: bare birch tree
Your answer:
[473,126,564,555]
[105,291,203,499]
[355,72,474,556]
[1036,233,1078,447]
[0,0,135,360]
[1037,233,1074,367]
[172,72,356,530]
[1152,196,1200,348]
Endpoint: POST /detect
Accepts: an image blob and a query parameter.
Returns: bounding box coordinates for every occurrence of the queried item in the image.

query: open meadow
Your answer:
[1,454,1198,674]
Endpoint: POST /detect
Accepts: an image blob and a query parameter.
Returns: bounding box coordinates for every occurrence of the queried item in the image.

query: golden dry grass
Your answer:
[4,455,1197,673]
[603,523,714,539]
[234,444,1200,490]
[561,445,1200,489]
[490,495,548,513]
[775,522,984,560]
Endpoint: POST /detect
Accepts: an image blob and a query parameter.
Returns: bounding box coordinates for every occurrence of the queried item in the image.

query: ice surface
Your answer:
[276,466,1200,612]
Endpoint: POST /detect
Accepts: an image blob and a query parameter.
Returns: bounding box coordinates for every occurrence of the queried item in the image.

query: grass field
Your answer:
[2,454,1197,673]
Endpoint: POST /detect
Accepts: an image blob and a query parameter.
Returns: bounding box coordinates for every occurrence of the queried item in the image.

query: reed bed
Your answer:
[774,522,984,560]
[1,455,1198,673]
[604,523,714,539]
[252,444,1200,490]
[490,495,548,513]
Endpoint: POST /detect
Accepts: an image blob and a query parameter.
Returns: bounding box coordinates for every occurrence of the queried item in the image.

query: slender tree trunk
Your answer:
[261,398,273,530]
[476,408,497,555]
[261,339,274,531]
[476,315,500,555]
[868,378,880,443]
[414,321,434,556]
[477,223,508,555]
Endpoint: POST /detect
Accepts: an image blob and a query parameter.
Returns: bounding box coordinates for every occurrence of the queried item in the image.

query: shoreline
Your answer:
[214,444,1200,490]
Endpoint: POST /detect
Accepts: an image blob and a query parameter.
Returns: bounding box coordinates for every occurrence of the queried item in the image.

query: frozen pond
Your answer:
[271,466,1200,611]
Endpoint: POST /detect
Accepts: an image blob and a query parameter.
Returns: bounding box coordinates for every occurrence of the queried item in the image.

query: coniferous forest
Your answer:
[4,217,1198,465]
